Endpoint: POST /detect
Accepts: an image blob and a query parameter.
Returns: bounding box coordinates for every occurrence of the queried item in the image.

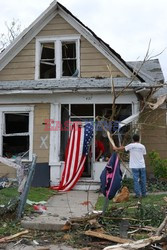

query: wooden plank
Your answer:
[23,43,35,49]
[5,62,35,69]
[81,47,101,54]
[34,126,48,133]
[11,55,35,63]
[81,40,95,48]
[37,29,78,36]
[0,230,29,243]
[81,59,110,66]
[84,230,132,244]
[49,14,68,24]
[43,23,74,31]
[18,49,35,57]
[0,74,34,81]
[103,235,165,250]
[81,53,106,60]
[0,68,34,76]
[81,65,118,72]
[33,150,49,158]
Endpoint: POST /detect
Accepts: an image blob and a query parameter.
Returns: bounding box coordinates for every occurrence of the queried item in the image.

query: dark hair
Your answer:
[133,134,140,142]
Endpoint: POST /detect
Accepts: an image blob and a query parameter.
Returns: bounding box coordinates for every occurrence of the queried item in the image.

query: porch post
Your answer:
[49,103,61,186]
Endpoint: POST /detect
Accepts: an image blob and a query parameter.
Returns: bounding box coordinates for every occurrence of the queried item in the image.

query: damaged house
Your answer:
[0,0,166,189]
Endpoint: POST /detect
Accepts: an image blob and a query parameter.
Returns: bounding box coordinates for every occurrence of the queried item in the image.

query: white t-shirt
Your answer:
[125,142,146,169]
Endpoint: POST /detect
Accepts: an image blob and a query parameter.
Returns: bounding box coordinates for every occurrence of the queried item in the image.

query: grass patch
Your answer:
[0,187,56,205]
[96,193,167,239]
[122,177,167,192]
[0,187,56,236]
[96,193,167,211]
[0,187,19,205]
[27,187,56,202]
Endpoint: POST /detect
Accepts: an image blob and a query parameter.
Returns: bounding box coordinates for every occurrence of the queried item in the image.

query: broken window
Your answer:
[37,37,80,79]
[62,42,77,77]
[2,113,30,159]
[40,43,56,79]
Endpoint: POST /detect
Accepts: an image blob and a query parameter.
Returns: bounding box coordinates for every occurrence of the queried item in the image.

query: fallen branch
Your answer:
[103,235,166,250]
[84,230,133,244]
[0,230,29,243]
[103,216,140,221]
[69,213,100,223]
[103,216,151,222]
[156,215,167,236]
[128,225,157,233]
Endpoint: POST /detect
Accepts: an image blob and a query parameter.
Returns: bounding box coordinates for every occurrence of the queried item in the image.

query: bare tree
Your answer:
[0,18,21,52]
[95,42,166,168]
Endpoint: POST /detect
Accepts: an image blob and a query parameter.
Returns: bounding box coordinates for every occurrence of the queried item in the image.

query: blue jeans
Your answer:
[131,168,147,197]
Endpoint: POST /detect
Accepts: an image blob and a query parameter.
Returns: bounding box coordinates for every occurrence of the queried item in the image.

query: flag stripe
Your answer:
[65,126,77,182]
[61,126,75,186]
[53,122,93,192]
[61,156,86,192]
[106,156,119,199]
[69,124,81,181]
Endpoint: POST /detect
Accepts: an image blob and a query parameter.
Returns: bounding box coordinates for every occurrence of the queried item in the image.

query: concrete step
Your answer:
[74,180,100,190]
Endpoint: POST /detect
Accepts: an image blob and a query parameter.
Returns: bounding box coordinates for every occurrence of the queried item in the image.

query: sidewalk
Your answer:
[21,190,99,231]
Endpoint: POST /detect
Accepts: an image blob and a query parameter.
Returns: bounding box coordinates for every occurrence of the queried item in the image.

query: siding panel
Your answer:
[141,109,167,173]
[0,14,124,80]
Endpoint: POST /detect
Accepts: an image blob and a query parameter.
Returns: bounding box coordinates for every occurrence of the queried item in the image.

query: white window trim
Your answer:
[35,35,81,80]
[0,106,34,162]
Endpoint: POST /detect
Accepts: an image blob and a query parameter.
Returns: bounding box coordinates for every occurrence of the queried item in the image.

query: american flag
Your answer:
[58,122,93,191]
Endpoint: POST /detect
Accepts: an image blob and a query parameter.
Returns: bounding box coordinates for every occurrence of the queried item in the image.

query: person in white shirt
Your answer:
[113,134,147,198]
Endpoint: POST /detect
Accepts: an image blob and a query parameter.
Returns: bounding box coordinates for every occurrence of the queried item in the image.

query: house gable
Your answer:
[0,1,133,81]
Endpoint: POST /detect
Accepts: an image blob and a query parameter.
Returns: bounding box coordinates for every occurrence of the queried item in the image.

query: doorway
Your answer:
[60,104,94,178]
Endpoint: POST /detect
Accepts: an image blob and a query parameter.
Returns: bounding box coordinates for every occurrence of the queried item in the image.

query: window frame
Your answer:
[35,35,80,80]
[0,106,34,161]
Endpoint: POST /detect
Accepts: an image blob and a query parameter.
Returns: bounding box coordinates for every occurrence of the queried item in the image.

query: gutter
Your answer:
[0,88,136,95]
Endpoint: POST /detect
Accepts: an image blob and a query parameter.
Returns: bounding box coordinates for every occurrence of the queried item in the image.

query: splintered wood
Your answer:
[103,235,166,250]
[0,230,29,243]
[84,230,132,244]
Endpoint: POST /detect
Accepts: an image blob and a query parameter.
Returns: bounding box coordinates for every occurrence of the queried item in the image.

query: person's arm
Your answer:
[113,145,125,151]
[95,150,103,161]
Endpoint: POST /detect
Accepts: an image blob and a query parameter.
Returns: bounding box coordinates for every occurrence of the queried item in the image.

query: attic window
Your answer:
[40,43,56,79]
[36,36,80,79]
[62,42,77,76]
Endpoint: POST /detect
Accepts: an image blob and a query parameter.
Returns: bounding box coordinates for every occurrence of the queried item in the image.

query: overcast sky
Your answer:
[0,0,167,80]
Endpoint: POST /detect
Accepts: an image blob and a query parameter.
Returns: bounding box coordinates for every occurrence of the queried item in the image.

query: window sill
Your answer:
[36,77,80,81]
[0,156,32,162]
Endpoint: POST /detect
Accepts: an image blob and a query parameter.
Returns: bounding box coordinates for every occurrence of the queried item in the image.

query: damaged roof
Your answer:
[127,59,164,84]
[57,2,144,81]
[0,1,164,87]
[154,85,167,98]
[0,1,141,80]
[0,78,158,94]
